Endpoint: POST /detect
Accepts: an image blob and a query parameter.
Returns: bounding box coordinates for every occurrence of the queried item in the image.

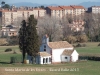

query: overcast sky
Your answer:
[1,0,100,5]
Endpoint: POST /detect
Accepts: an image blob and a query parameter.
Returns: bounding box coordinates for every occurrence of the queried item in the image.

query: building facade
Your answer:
[0,5,85,26]
[38,35,79,64]
[46,6,63,18]
[46,5,85,18]
[0,7,46,26]
[88,6,100,13]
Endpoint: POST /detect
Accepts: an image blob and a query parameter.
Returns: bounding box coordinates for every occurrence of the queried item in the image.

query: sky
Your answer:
[1,0,100,5]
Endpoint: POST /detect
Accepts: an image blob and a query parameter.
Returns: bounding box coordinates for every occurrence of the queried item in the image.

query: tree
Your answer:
[37,15,63,42]
[2,4,10,9]
[19,20,27,63]
[60,16,73,39]
[1,1,10,9]
[84,13,100,42]
[1,1,5,7]
[26,15,39,63]
[39,5,45,9]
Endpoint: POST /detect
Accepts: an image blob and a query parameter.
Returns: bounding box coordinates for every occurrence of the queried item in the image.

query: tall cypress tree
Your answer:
[26,15,39,63]
[19,20,27,63]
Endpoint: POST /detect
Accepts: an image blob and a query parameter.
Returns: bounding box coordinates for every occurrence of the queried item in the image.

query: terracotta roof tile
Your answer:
[0,9,17,12]
[62,50,74,55]
[71,5,85,9]
[48,41,73,49]
[38,52,51,57]
[48,6,63,10]
[59,6,73,10]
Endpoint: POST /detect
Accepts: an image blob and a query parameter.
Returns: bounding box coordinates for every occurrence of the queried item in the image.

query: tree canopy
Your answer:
[26,15,39,57]
[19,15,39,63]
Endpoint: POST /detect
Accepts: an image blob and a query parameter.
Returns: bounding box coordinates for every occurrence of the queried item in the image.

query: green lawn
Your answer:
[75,42,100,56]
[0,61,100,75]
[0,42,100,75]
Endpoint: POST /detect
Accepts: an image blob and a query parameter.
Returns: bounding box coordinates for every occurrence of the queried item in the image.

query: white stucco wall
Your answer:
[61,55,70,62]
[71,50,79,62]
[52,48,73,63]
[40,56,51,64]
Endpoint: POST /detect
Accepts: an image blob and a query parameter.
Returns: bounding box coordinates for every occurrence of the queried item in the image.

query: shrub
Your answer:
[5,48,12,52]
[7,36,19,45]
[0,38,8,46]
[73,45,76,47]
[13,50,17,54]
[76,43,82,47]
[66,35,76,44]
[76,43,86,47]
[98,43,100,46]
[82,44,86,47]
[76,35,88,43]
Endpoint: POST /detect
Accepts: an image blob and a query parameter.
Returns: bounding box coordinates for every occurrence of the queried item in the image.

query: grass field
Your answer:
[75,42,100,56]
[0,42,100,75]
[0,61,100,75]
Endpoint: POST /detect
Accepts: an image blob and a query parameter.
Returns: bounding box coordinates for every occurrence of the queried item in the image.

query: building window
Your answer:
[43,58,45,64]
[49,57,51,62]
[44,49,46,51]
[44,45,46,48]
[46,58,48,63]
[65,57,67,59]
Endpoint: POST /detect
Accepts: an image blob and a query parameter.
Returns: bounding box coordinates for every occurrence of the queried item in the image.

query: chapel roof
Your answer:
[62,50,74,56]
[38,52,51,57]
[48,41,73,49]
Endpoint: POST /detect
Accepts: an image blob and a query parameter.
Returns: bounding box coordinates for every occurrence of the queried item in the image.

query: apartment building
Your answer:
[46,5,85,18]
[0,7,46,26]
[88,6,100,13]
[46,6,63,18]
[70,5,85,16]
[59,6,74,17]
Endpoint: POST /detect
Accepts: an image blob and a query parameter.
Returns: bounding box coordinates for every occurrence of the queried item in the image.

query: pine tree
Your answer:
[26,15,39,63]
[19,20,27,63]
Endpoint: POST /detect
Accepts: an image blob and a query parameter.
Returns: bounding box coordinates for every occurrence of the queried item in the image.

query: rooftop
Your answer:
[59,6,73,10]
[70,5,85,9]
[62,50,74,55]
[38,52,51,57]
[48,6,63,10]
[48,41,73,49]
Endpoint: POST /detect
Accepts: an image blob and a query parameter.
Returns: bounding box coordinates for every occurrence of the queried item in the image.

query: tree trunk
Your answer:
[22,50,26,63]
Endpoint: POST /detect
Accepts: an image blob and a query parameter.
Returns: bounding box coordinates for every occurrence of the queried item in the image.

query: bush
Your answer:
[10,57,22,63]
[79,56,100,61]
[82,44,86,47]
[66,35,76,44]
[13,50,17,54]
[7,36,19,46]
[0,38,8,46]
[73,45,76,47]
[76,43,82,47]
[75,43,86,47]
[76,35,88,43]
[5,48,12,52]
[98,43,100,46]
